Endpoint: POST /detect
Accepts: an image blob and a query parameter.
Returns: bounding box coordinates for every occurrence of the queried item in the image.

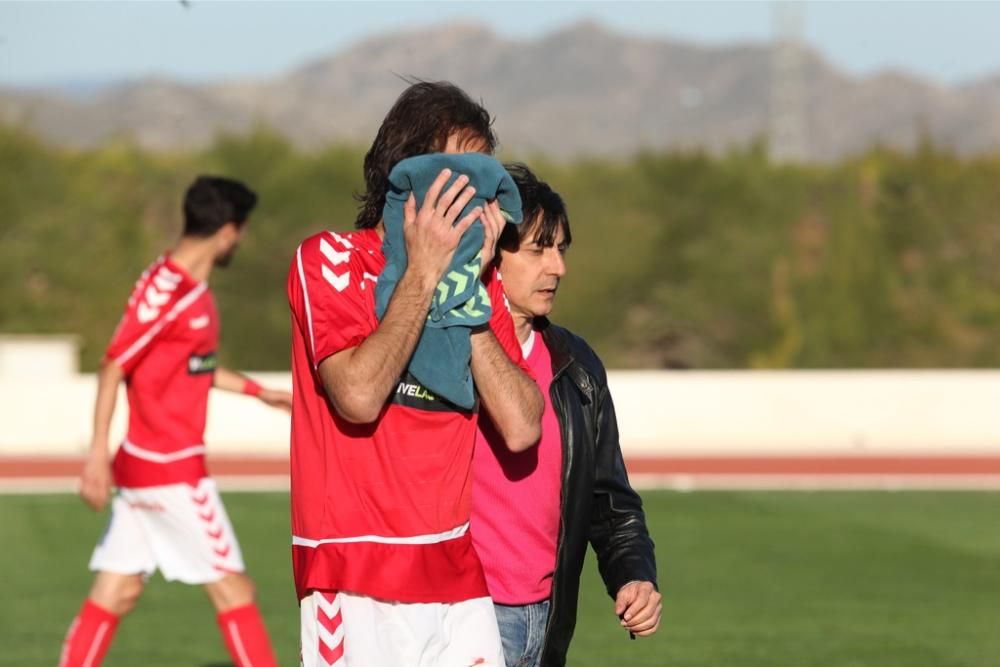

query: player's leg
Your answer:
[439,596,507,667]
[61,494,155,667]
[60,572,146,667]
[204,572,278,667]
[493,603,529,667]
[133,478,276,667]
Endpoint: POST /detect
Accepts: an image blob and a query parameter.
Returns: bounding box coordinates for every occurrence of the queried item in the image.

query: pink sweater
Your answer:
[471,331,563,604]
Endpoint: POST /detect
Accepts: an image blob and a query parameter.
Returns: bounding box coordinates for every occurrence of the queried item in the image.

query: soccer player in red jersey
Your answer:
[288,82,544,666]
[60,176,290,667]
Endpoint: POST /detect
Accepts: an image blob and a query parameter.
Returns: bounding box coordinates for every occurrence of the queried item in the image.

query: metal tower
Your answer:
[769,2,809,162]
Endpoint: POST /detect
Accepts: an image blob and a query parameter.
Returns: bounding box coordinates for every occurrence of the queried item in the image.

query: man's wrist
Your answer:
[401,264,441,296]
[242,378,263,397]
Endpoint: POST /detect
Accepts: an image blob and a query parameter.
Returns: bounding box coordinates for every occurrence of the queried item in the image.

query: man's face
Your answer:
[497,218,568,321]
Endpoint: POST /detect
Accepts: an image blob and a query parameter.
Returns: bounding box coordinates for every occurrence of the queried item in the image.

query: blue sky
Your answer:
[1,1,997,88]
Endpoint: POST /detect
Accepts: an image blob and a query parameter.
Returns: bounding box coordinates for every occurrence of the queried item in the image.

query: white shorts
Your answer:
[300,591,506,667]
[89,478,245,584]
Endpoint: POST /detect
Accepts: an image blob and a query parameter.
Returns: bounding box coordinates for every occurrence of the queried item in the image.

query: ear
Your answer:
[219,221,241,243]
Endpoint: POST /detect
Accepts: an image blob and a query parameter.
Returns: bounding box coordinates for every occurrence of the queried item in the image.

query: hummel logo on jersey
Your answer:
[189,315,210,330]
[320,233,351,292]
[136,266,182,322]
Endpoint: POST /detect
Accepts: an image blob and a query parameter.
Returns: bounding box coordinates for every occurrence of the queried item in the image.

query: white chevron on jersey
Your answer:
[322,265,350,293]
[328,231,354,250]
[137,301,160,323]
[319,238,350,266]
[153,273,180,292]
[158,266,183,283]
[144,284,171,307]
[115,283,208,367]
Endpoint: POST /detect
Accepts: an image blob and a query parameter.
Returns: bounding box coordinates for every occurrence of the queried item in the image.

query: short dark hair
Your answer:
[499,163,572,251]
[354,80,497,229]
[182,175,257,237]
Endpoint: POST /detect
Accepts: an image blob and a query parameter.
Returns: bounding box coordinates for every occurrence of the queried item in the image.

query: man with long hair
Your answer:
[288,81,543,666]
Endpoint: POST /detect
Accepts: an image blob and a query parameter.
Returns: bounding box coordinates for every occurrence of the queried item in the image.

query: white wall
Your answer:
[0,373,292,456]
[2,370,998,457]
[608,370,1000,455]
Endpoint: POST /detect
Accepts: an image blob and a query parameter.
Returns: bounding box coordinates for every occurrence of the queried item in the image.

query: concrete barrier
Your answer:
[2,370,998,457]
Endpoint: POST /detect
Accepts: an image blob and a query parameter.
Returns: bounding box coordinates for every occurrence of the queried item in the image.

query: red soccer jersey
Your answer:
[287,228,527,603]
[105,256,219,488]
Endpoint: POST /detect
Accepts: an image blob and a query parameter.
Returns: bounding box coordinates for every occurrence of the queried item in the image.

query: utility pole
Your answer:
[769,1,809,162]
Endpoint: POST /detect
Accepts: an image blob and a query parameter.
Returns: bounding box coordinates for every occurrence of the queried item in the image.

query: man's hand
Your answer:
[615,581,662,637]
[79,450,113,512]
[259,388,292,412]
[479,199,506,275]
[403,169,482,289]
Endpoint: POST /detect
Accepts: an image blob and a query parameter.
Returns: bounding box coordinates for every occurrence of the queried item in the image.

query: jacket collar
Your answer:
[536,317,594,404]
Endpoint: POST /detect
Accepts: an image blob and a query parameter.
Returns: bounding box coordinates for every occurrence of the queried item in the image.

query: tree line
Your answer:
[3,124,999,370]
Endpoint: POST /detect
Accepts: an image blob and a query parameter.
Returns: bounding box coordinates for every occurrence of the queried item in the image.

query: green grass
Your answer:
[3,491,1000,666]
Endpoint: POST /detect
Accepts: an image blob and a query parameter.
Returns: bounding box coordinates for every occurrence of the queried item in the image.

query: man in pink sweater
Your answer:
[471,163,661,667]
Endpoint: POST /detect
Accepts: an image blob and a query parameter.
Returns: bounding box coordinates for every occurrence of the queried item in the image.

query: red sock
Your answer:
[60,600,119,667]
[217,602,278,667]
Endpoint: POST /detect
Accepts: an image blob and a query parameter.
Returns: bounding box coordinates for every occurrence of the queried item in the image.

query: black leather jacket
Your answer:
[537,319,658,666]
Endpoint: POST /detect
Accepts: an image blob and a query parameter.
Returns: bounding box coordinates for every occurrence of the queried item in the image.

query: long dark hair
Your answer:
[354,80,497,229]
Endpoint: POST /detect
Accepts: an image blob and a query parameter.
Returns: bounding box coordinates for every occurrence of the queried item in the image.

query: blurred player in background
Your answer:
[471,163,660,667]
[60,176,291,667]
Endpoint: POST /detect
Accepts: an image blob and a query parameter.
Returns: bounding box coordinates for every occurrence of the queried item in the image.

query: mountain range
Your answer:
[3,21,1000,161]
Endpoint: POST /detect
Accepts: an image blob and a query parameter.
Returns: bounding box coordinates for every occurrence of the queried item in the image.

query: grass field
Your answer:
[3,491,1000,666]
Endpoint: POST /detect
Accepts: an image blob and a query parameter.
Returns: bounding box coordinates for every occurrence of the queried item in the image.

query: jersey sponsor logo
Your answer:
[188,351,218,375]
[189,314,211,330]
[391,372,473,413]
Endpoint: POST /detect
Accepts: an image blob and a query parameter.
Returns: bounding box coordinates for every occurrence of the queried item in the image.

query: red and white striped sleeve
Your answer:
[105,262,202,375]
[288,233,376,368]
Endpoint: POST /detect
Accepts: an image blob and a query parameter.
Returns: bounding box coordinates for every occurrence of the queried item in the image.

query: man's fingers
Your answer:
[444,185,476,224]
[422,169,453,214]
[453,207,481,238]
[485,202,504,240]
[628,603,662,634]
[622,588,652,620]
[633,616,661,637]
[434,173,470,218]
[403,192,417,225]
[615,584,638,615]
[624,600,656,627]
